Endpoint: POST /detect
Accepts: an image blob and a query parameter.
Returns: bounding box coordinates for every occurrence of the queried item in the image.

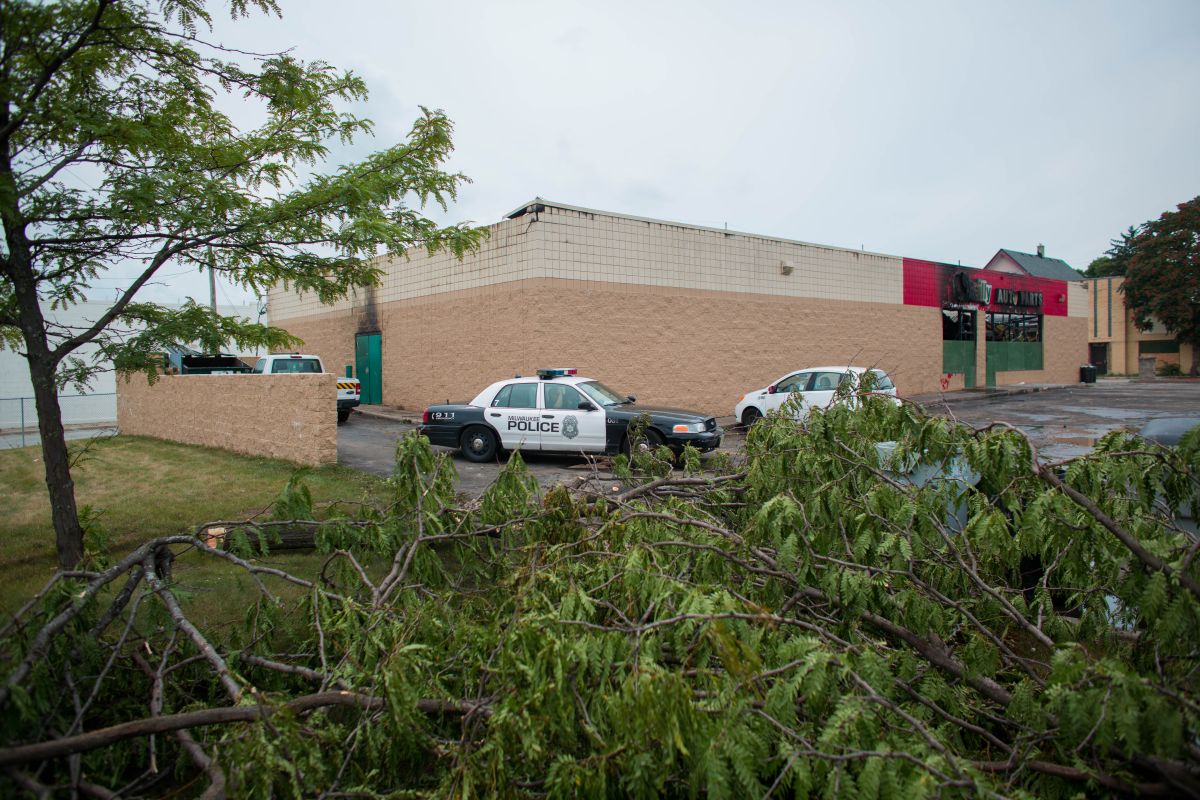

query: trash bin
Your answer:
[1079,364,1097,384]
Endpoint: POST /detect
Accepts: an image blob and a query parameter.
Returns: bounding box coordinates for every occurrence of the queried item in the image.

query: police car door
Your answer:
[486,382,541,452]
[540,383,606,452]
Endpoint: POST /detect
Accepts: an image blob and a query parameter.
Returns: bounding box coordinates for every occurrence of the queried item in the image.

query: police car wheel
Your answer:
[623,427,665,457]
[461,426,498,463]
[741,407,761,428]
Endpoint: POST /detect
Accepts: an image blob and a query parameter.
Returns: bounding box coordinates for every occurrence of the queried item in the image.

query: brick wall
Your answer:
[269,202,905,324]
[269,308,359,389]
[281,278,942,416]
[116,373,337,465]
[993,316,1089,387]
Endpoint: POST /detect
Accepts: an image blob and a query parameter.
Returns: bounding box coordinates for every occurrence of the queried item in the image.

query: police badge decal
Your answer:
[562,415,579,440]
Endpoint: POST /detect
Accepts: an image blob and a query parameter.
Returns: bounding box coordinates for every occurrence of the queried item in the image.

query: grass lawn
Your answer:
[0,434,392,617]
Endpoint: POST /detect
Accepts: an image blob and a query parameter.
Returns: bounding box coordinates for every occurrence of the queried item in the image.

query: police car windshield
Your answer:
[578,381,628,406]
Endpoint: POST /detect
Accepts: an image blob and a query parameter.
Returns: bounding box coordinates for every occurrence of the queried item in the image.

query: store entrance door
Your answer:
[1089,343,1109,376]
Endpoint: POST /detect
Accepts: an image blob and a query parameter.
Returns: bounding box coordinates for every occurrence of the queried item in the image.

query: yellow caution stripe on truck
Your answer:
[337,381,359,392]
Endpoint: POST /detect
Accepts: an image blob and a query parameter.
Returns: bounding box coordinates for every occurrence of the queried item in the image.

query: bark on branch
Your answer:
[0,691,489,768]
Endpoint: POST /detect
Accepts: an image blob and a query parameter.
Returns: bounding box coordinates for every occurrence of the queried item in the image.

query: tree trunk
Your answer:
[27,332,86,569]
[3,216,86,569]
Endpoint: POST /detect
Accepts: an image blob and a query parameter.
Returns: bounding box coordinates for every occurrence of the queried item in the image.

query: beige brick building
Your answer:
[268,199,1089,416]
[1085,276,1195,375]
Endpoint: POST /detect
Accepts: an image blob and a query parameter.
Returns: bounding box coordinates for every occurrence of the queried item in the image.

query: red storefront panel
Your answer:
[902,258,1068,316]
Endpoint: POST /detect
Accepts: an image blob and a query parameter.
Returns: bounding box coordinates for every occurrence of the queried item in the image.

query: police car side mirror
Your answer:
[578,401,597,411]
[625,394,636,404]
[767,385,777,394]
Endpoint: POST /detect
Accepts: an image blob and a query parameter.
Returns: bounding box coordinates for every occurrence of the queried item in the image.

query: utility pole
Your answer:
[208,246,217,314]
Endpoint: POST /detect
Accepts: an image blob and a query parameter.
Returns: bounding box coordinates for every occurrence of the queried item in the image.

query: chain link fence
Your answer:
[0,393,117,448]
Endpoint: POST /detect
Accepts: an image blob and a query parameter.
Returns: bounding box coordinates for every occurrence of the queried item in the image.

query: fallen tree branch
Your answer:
[143,556,243,703]
[0,691,490,767]
[1038,463,1200,603]
[975,756,1176,797]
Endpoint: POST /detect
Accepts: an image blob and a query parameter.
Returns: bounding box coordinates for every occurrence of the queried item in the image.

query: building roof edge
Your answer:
[504,197,901,260]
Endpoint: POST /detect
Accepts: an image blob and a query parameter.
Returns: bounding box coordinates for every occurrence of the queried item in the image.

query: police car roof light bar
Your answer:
[536,368,577,379]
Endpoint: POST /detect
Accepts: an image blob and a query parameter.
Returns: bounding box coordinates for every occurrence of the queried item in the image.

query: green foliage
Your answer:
[1082,226,1142,278]
[1082,255,1119,278]
[272,470,316,520]
[4,402,1200,797]
[1,0,485,369]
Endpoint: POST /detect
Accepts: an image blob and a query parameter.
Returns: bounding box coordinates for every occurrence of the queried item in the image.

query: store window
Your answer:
[1138,340,1179,354]
[942,309,976,341]
[985,313,1042,342]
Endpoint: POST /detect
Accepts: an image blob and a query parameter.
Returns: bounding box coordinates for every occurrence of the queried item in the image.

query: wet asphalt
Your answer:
[337,379,1200,496]
[922,379,1200,461]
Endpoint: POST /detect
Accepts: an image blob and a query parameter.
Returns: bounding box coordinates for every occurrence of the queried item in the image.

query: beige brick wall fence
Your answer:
[116,373,337,465]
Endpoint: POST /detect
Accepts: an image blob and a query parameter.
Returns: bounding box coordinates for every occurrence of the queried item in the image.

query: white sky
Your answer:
[100,0,1200,305]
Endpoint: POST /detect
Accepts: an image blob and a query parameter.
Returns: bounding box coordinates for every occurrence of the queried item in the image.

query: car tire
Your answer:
[461,426,499,463]
[337,408,351,424]
[741,407,762,428]
[624,427,666,458]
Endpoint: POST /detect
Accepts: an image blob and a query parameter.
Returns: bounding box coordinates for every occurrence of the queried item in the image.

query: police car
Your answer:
[419,369,723,462]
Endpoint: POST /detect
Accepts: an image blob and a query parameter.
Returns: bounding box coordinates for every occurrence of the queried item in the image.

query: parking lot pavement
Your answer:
[339,380,1199,496]
[917,379,1200,461]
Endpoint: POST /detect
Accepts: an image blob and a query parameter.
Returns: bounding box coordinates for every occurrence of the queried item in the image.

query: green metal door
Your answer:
[355,333,382,405]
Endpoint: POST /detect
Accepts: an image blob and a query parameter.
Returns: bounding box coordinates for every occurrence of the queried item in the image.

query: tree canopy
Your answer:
[1121,197,1200,374]
[0,0,484,567]
[2,398,1199,798]
[1082,226,1142,278]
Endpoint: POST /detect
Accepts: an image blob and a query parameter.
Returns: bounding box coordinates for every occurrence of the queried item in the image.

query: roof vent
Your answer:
[780,260,794,276]
[1036,243,1045,258]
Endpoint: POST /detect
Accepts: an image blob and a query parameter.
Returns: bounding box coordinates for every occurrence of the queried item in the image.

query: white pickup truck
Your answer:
[251,353,361,423]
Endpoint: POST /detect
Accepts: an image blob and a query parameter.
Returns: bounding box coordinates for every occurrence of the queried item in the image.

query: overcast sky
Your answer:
[106,0,1200,305]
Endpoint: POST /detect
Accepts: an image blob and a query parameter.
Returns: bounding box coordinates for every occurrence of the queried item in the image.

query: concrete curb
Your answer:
[350,405,419,424]
[909,383,1077,407]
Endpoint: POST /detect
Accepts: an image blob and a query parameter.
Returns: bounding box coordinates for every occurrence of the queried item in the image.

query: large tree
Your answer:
[0,0,483,568]
[1122,197,1200,375]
